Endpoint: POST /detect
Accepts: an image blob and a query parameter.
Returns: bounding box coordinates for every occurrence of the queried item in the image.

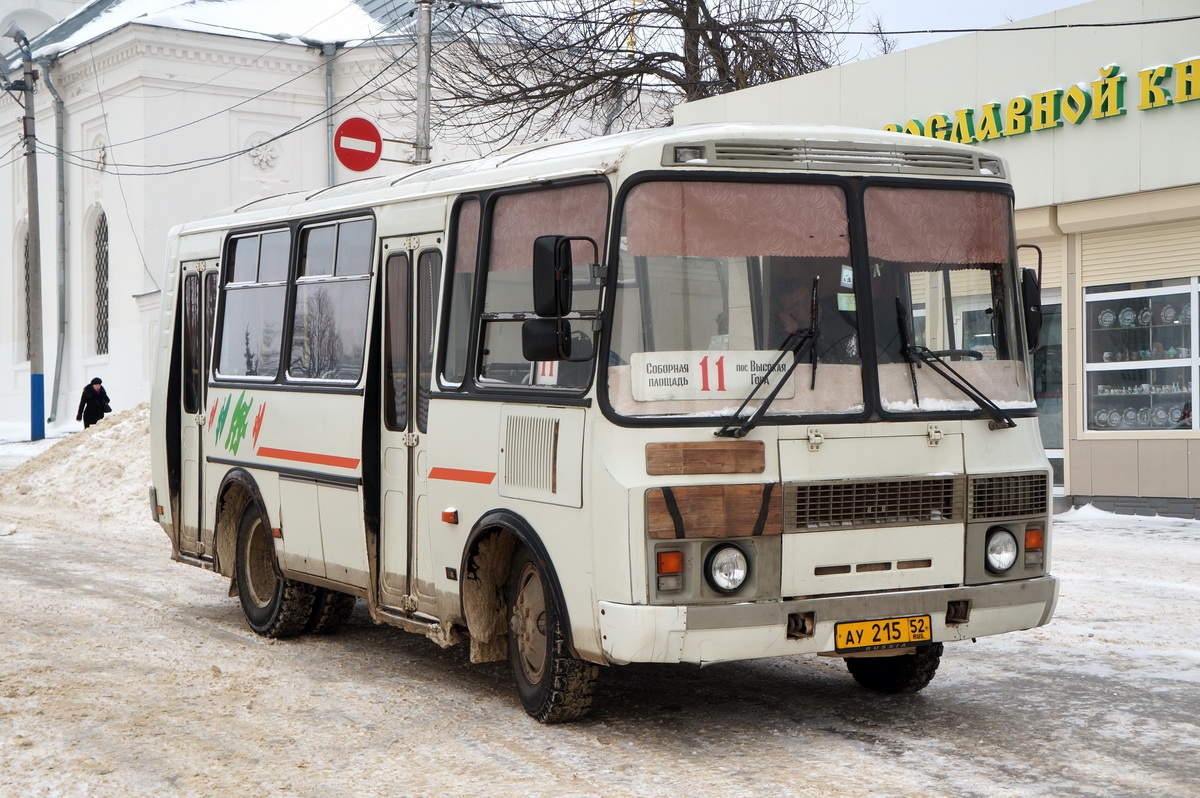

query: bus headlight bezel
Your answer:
[984,527,1019,573]
[705,543,749,593]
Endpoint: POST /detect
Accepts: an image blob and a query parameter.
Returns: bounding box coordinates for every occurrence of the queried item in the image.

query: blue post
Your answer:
[30,372,44,441]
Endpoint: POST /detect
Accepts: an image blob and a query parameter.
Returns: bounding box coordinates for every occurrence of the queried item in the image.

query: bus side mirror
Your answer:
[522,318,571,361]
[533,235,573,317]
[1021,267,1042,352]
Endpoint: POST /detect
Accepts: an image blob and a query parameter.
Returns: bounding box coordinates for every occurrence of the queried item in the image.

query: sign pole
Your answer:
[414,0,432,165]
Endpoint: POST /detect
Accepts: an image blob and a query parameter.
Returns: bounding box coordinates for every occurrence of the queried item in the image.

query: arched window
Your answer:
[94,212,109,355]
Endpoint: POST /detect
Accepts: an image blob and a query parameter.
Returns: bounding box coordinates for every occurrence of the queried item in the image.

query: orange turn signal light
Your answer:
[1025,526,1044,550]
[441,509,459,525]
[657,550,684,575]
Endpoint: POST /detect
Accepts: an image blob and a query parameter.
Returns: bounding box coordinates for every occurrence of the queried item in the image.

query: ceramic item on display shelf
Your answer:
[1098,308,1116,327]
[1094,410,1108,427]
[1138,407,1150,426]
[1138,307,1153,326]
[1183,302,1192,323]
[1170,406,1183,424]
[1119,308,1137,327]
[1153,407,1168,426]
[1108,409,1123,426]
[1160,304,1177,324]
[1123,407,1137,425]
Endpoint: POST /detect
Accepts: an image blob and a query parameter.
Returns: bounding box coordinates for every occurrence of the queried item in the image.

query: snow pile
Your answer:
[0,404,152,530]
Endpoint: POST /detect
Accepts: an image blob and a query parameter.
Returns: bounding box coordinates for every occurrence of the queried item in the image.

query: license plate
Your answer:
[835,615,932,653]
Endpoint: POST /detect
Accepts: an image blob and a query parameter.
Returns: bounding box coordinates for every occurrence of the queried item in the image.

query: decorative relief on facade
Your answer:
[247,133,280,171]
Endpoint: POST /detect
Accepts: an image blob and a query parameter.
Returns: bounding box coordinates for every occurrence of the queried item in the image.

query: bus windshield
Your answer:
[866,186,1032,415]
[606,180,1032,421]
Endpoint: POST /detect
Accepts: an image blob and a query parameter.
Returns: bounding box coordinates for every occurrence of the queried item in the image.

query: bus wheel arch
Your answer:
[460,511,573,665]
[212,469,266,579]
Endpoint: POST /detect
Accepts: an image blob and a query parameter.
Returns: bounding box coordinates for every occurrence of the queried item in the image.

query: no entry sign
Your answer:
[334,117,382,171]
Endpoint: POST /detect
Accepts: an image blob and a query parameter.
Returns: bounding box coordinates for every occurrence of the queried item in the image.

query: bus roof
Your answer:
[175,122,1005,236]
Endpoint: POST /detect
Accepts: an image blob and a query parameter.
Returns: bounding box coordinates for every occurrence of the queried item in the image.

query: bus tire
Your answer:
[305,589,356,634]
[506,547,598,723]
[235,503,316,638]
[846,643,944,694]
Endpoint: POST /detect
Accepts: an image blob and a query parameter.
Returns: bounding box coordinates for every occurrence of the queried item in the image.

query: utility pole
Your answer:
[6,23,44,441]
[414,0,432,165]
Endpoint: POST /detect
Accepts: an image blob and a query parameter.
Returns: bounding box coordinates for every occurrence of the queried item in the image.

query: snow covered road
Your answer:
[1,413,1198,797]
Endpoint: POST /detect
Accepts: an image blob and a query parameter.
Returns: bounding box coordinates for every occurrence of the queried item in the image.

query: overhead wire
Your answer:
[37,8,457,176]
[20,6,1200,175]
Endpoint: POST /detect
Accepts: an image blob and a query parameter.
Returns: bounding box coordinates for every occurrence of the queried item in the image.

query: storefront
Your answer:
[674,0,1200,514]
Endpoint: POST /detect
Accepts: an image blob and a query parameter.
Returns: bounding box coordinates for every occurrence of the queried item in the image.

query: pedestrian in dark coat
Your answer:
[76,377,111,429]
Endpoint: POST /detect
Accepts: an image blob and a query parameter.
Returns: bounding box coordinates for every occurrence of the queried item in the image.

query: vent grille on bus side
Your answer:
[709,141,980,175]
[783,476,966,531]
[503,415,559,494]
[969,473,1049,520]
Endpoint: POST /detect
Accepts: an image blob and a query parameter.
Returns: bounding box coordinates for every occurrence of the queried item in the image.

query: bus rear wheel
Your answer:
[235,503,316,638]
[506,548,598,723]
[306,588,356,634]
[846,643,944,694]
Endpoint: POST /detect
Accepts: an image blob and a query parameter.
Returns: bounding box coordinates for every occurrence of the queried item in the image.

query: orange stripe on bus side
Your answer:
[428,467,497,485]
[256,447,361,470]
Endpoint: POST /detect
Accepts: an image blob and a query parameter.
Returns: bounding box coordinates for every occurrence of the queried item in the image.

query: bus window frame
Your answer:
[285,214,376,385]
[436,178,611,399]
[210,211,377,392]
[598,171,1035,430]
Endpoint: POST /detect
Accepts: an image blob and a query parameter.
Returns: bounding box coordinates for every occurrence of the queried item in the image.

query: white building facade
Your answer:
[675,0,1200,514]
[1,0,476,429]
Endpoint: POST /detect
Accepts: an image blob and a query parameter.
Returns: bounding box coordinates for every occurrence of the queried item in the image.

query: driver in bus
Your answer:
[769,261,859,364]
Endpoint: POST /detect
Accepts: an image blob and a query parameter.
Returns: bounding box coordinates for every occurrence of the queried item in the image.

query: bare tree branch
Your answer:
[376,0,856,150]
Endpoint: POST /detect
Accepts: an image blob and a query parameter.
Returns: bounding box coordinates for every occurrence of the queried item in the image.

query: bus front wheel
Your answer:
[235,503,316,638]
[506,548,598,723]
[846,643,944,694]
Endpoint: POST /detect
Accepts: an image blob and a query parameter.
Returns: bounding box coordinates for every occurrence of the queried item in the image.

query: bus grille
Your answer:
[709,141,981,175]
[969,473,1049,520]
[783,476,965,530]
[503,415,559,494]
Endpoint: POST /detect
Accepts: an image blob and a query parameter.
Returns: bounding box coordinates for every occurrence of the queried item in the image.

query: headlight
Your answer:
[705,544,748,593]
[985,527,1019,573]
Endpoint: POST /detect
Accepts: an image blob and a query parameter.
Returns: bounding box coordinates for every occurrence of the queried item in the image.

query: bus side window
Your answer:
[182,273,201,413]
[384,252,409,430]
[417,250,442,432]
[288,218,374,382]
[442,199,480,386]
[216,230,289,380]
[479,182,607,389]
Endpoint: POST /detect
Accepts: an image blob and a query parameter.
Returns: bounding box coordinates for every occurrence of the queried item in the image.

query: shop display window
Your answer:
[1085,279,1197,431]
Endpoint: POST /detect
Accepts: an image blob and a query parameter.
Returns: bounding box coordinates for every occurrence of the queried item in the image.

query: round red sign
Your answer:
[333,117,382,172]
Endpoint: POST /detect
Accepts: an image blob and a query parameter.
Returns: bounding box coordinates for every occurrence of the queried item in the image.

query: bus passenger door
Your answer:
[179,260,219,558]
[378,238,442,612]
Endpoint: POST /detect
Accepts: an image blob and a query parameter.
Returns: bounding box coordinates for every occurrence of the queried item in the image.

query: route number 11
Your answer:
[698,355,726,392]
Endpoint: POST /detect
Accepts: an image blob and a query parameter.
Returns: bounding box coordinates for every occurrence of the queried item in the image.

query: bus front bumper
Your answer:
[597,576,1059,665]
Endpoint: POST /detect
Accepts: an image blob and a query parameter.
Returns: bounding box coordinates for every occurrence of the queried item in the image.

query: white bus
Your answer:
[150,122,1058,723]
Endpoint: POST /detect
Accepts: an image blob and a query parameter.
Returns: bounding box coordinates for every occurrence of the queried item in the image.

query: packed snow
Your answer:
[1,407,1198,796]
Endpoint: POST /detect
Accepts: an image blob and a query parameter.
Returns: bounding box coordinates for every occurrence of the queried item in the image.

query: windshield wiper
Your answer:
[895,297,1016,430]
[715,277,820,438]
